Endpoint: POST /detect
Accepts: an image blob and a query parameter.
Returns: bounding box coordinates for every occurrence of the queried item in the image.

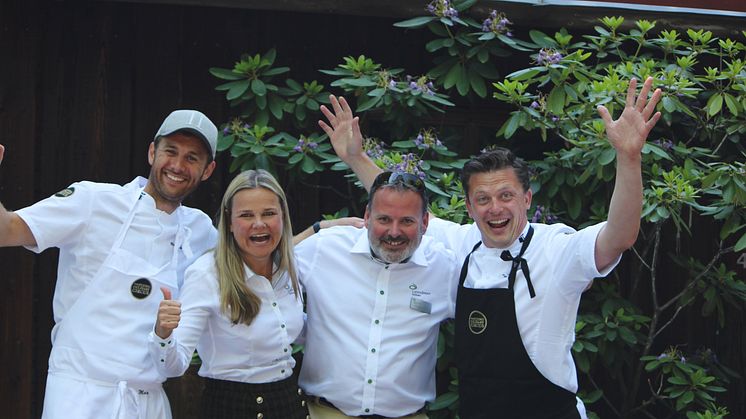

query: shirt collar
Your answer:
[350,228,428,267]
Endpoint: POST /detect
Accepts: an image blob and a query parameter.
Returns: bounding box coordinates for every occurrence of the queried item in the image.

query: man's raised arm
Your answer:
[319,95,382,192]
[595,77,661,271]
[0,144,37,247]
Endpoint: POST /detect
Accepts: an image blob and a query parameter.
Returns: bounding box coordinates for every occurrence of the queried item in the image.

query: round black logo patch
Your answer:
[468,310,488,335]
[54,187,75,198]
[131,278,152,299]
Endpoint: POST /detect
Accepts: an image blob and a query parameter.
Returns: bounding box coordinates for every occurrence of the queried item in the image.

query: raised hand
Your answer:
[155,287,181,339]
[597,77,662,160]
[319,95,364,163]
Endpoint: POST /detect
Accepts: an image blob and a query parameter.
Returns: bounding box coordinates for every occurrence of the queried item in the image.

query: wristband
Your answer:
[312,221,321,234]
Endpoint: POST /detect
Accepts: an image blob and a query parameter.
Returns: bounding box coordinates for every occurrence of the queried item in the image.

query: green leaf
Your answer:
[226,80,251,100]
[262,67,290,76]
[301,156,316,173]
[288,153,304,164]
[547,86,566,116]
[209,67,243,81]
[598,148,616,165]
[444,64,463,89]
[734,231,746,252]
[394,16,437,28]
[529,30,555,48]
[251,79,267,96]
[268,95,284,120]
[724,93,739,115]
[469,69,487,97]
[706,93,723,116]
[428,391,458,410]
[456,67,471,96]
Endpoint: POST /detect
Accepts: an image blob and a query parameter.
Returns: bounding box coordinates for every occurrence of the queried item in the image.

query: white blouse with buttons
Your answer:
[148,251,304,383]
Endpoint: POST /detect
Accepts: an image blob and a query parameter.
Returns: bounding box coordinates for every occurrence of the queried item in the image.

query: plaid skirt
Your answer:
[201,375,309,419]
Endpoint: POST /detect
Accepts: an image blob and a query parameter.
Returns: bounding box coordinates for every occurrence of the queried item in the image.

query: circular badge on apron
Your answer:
[130,278,152,299]
[468,310,488,335]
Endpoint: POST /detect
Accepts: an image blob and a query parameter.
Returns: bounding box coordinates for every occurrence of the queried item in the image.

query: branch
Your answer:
[586,373,622,418]
[626,222,662,414]
[658,241,727,313]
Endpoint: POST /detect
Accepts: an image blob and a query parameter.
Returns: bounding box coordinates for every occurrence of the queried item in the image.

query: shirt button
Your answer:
[256,396,264,404]
[371,348,376,353]
[272,302,277,307]
[257,414,264,419]
[374,319,380,324]
[284,348,288,352]
[367,379,373,384]
[365,408,370,413]
[379,290,384,295]
[281,324,286,328]
[281,369,286,374]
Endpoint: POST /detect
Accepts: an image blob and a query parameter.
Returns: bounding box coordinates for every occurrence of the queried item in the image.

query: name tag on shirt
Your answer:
[410,297,432,314]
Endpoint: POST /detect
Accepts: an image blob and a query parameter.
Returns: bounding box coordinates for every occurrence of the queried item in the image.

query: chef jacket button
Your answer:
[297,388,302,395]
[301,400,306,406]
[257,414,264,419]
[256,396,263,404]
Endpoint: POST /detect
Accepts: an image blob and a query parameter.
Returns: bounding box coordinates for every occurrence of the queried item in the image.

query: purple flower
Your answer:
[389,80,397,89]
[530,101,540,109]
[426,0,458,18]
[551,115,559,122]
[657,353,669,360]
[483,10,512,34]
[223,127,231,135]
[409,81,421,92]
[293,145,302,152]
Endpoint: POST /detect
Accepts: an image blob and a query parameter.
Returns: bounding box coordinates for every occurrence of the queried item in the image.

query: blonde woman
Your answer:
[148,169,360,418]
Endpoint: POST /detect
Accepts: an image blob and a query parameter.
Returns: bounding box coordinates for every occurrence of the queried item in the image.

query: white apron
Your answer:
[42,185,193,419]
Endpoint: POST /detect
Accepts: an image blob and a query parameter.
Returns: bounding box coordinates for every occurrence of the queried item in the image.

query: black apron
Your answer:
[455,226,580,419]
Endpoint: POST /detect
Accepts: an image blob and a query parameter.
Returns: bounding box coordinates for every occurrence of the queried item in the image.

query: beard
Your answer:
[368,226,424,264]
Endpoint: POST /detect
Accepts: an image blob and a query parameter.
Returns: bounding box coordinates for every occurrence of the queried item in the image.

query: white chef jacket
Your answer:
[17,177,217,325]
[16,177,216,418]
[426,218,619,397]
[148,251,304,383]
[295,225,458,417]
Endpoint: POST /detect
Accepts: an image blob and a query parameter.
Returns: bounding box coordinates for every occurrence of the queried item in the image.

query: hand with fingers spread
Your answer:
[155,287,181,339]
[597,77,662,160]
[319,95,364,163]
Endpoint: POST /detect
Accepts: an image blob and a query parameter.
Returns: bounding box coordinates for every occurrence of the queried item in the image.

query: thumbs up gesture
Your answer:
[155,287,181,339]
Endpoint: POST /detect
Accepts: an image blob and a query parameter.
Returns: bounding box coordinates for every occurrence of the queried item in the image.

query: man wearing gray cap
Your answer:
[0,110,218,418]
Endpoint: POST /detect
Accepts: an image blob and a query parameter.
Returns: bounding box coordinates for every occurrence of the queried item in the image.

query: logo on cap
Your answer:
[131,278,152,299]
[468,310,488,334]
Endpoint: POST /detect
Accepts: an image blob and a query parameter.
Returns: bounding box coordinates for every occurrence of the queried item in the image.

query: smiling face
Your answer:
[229,187,284,275]
[145,132,215,213]
[365,188,429,263]
[465,168,532,249]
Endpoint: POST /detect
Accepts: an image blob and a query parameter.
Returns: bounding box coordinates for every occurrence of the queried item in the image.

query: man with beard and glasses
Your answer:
[295,167,458,418]
[0,110,218,419]
[320,77,661,419]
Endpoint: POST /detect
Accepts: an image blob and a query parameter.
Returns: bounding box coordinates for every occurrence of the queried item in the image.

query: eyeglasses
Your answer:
[371,171,426,193]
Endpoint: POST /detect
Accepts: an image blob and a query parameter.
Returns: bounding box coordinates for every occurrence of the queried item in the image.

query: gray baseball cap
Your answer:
[154,110,218,158]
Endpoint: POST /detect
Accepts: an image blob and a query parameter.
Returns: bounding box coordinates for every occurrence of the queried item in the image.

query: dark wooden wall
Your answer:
[0,1,743,418]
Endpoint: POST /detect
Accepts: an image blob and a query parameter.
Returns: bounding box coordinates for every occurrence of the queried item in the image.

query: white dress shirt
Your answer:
[295,225,458,417]
[426,218,619,396]
[148,251,304,383]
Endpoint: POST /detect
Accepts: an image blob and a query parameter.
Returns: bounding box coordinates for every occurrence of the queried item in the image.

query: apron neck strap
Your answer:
[500,225,536,298]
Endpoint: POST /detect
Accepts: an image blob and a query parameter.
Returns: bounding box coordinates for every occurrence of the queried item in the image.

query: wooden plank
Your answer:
[0,0,43,416]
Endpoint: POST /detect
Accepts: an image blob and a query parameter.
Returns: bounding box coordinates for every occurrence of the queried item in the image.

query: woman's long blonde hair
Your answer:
[215,169,299,325]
